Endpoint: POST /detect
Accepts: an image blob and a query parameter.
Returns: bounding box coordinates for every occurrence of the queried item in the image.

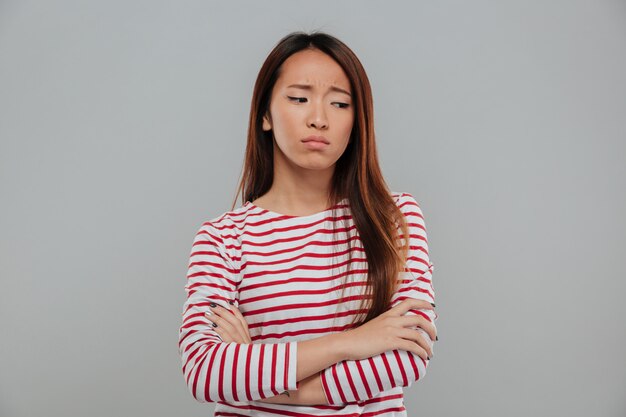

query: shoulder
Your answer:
[194,203,255,268]
[390,190,429,238]
[390,190,423,216]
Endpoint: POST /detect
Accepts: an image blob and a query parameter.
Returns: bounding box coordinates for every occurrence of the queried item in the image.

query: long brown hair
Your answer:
[230,30,412,326]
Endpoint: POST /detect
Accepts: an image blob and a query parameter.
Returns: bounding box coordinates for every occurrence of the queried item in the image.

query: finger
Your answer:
[396,333,430,361]
[213,304,251,343]
[209,304,250,344]
[205,314,237,343]
[388,298,435,316]
[206,313,242,343]
[398,327,433,359]
[227,303,249,330]
[415,328,435,359]
[401,315,437,342]
[217,304,251,344]
[205,308,242,343]
[227,305,252,343]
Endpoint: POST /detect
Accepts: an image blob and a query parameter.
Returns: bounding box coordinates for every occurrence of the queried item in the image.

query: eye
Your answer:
[287,96,307,103]
[288,96,350,109]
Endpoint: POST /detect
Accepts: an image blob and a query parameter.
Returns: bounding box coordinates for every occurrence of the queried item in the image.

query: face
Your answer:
[262,48,355,172]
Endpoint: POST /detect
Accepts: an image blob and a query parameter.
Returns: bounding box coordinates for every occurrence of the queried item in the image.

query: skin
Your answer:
[208,48,438,405]
[254,47,355,214]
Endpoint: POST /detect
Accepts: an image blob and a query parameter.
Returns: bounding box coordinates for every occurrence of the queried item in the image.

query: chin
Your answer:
[296,160,334,171]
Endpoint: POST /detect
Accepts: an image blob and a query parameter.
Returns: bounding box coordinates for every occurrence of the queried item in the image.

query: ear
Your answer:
[262,111,272,131]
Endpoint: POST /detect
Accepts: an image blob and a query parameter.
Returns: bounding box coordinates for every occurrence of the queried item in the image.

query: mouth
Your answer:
[301,140,330,150]
[301,135,330,144]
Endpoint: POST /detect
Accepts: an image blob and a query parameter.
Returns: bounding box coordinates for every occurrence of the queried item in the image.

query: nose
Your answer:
[307,100,328,129]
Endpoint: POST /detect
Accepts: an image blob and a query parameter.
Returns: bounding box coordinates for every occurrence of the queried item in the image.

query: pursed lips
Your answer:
[302,135,330,144]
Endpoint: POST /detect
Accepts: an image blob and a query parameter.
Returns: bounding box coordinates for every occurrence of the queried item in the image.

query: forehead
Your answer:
[276,49,351,92]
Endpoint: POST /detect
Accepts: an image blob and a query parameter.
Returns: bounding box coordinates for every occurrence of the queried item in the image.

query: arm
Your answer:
[179,221,347,403]
[179,221,297,402]
[320,193,438,405]
[257,372,328,406]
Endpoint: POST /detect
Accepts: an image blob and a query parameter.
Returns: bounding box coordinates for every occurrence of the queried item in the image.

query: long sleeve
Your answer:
[178,221,299,403]
[320,193,437,405]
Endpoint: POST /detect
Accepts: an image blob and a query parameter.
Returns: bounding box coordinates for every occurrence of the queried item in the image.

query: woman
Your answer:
[179,31,438,416]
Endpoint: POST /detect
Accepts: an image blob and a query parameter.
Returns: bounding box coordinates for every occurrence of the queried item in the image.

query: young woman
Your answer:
[179,31,438,417]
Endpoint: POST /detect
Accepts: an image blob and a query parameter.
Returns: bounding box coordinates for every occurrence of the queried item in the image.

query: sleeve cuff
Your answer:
[320,364,338,405]
[285,341,299,391]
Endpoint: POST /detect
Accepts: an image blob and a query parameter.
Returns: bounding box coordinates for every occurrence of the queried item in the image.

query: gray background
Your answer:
[1,1,624,416]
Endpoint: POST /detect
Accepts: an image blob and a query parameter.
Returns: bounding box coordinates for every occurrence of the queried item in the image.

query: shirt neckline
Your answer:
[244,197,349,219]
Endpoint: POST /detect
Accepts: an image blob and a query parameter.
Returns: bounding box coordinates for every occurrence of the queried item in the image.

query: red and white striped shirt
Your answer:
[178,191,437,416]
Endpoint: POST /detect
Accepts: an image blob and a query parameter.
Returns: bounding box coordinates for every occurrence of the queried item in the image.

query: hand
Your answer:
[205,301,252,343]
[341,298,437,361]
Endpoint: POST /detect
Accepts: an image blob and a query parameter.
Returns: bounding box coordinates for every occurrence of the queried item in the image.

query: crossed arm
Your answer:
[204,302,336,405]
[182,259,436,406]
[206,290,436,406]
[203,194,437,406]
[180,193,436,405]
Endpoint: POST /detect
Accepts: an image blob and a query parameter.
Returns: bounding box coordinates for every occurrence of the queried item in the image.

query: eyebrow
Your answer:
[286,83,352,97]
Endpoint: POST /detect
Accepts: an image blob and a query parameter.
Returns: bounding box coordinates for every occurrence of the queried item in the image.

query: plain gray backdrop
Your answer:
[1,1,625,416]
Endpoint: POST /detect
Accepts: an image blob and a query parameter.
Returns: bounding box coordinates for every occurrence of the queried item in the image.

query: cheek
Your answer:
[271,107,300,137]
[337,115,354,142]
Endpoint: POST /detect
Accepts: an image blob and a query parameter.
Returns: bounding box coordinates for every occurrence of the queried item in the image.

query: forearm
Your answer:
[259,332,348,406]
[259,372,329,405]
[295,332,347,382]
[320,306,437,405]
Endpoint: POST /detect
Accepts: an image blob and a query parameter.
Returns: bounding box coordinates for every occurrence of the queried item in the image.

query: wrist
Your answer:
[329,330,351,362]
[293,372,328,405]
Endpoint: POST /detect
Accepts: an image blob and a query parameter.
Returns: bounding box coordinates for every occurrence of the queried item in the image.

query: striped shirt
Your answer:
[178,191,437,416]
